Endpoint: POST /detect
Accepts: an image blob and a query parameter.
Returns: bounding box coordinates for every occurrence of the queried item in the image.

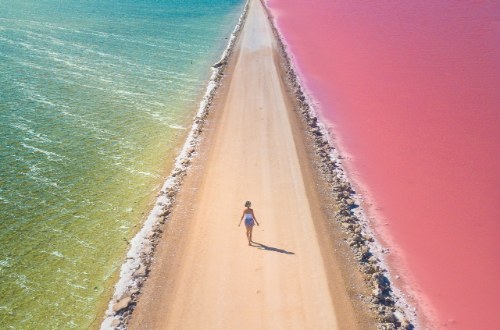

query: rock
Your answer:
[341,223,352,230]
[393,310,404,320]
[133,264,147,278]
[382,312,397,323]
[112,297,131,313]
[110,318,121,327]
[381,323,397,330]
[212,60,226,68]
[143,246,152,256]
[364,264,378,274]
[340,209,350,216]
[166,191,175,198]
[373,288,383,298]
[363,234,374,242]
[400,319,411,329]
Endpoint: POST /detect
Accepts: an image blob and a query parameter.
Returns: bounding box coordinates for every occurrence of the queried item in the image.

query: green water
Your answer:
[0,0,244,328]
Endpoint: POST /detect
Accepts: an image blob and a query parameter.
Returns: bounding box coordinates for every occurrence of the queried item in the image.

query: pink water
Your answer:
[265,0,500,328]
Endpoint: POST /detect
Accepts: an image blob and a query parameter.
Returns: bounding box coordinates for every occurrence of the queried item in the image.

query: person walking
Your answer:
[238,201,259,245]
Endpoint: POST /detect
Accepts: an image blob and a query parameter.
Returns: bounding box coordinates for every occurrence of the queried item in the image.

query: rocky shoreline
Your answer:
[99,2,250,329]
[260,1,416,329]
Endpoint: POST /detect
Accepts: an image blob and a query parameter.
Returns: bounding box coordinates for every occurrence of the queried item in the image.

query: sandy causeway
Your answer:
[128,0,373,329]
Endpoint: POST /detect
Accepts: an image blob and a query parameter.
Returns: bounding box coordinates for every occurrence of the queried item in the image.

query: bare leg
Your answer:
[245,225,251,245]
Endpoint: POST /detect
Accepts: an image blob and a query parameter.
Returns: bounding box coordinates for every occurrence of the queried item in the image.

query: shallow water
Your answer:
[266,0,500,328]
[0,0,243,328]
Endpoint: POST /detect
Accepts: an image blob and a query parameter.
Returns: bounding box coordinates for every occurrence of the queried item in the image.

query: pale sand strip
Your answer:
[129,0,367,328]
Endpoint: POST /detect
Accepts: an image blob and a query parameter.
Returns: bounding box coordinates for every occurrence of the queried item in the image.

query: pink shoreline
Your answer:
[266,0,500,328]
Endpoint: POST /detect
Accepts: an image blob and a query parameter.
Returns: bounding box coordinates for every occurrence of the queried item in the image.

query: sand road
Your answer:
[129,0,353,328]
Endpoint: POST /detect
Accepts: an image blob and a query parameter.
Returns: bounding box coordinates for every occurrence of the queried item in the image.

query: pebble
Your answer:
[112,297,131,313]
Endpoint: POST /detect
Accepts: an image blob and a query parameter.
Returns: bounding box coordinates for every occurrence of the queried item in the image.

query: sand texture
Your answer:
[127,0,370,329]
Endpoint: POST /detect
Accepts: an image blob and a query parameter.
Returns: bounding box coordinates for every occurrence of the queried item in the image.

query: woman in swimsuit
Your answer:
[238,201,259,245]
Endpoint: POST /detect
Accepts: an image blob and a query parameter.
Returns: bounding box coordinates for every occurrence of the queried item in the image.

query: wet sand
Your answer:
[127,0,372,328]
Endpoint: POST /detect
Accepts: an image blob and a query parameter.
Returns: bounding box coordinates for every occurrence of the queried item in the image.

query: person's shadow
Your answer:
[250,242,295,255]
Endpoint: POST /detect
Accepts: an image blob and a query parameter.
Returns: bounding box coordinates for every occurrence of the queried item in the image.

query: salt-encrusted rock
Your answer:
[212,60,226,68]
[363,234,375,242]
[380,322,397,330]
[373,288,383,299]
[143,245,152,256]
[341,223,352,230]
[110,318,121,327]
[382,312,397,323]
[133,264,147,278]
[166,190,175,198]
[400,319,411,329]
[113,297,132,313]
[364,264,378,274]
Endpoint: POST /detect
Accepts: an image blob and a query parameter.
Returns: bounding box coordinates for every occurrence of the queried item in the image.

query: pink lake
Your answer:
[265,0,500,328]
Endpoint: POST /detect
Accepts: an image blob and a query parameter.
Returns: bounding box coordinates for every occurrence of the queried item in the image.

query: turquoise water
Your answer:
[0,0,244,328]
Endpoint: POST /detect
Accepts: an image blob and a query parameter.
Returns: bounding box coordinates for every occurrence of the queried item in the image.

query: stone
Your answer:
[394,310,405,321]
[382,312,397,323]
[341,223,352,230]
[364,264,378,274]
[381,323,397,330]
[110,318,121,327]
[112,297,131,313]
[401,320,411,329]
[373,288,383,298]
[340,209,350,216]
[133,264,147,278]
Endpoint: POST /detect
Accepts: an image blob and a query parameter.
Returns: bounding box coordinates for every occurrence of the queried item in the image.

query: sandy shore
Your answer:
[104,0,409,328]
